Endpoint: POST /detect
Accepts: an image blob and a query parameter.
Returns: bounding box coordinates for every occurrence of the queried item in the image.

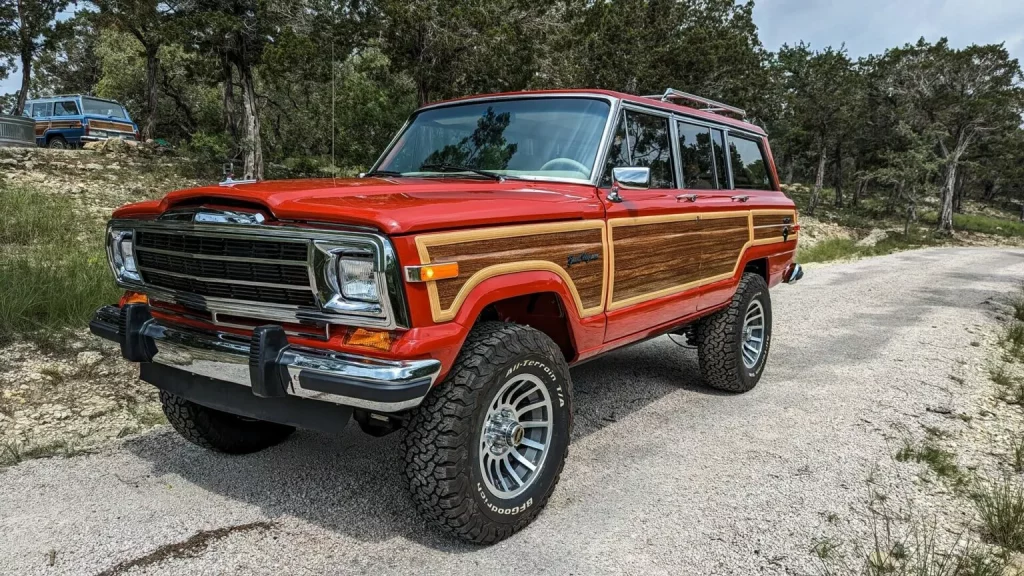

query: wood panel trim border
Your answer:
[605,209,797,311]
[414,220,609,323]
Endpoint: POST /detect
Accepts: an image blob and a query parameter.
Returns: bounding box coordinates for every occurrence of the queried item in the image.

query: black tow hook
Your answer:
[249,325,291,398]
[120,304,157,363]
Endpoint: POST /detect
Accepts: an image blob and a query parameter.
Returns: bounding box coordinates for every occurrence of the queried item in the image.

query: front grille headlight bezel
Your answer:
[103,218,410,331]
[107,227,141,283]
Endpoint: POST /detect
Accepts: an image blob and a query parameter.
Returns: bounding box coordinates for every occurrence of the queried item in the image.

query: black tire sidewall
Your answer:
[469,353,570,524]
[48,136,66,149]
[734,281,772,388]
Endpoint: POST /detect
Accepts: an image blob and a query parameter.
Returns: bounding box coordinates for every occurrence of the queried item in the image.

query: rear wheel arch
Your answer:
[743,257,769,284]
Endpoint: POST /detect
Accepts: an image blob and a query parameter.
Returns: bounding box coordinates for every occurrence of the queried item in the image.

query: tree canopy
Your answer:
[0,0,1021,230]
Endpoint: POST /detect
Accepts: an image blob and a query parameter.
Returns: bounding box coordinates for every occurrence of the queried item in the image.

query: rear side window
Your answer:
[30,102,53,118]
[677,121,715,189]
[729,136,771,189]
[54,101,79,116]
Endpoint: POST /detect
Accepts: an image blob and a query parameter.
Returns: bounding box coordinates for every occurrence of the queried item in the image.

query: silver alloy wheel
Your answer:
[479,373,553,500]
[741,299,765,369]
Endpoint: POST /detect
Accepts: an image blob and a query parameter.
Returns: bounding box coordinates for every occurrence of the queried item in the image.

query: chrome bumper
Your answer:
[90,305,441,412]
[783,263,804,284]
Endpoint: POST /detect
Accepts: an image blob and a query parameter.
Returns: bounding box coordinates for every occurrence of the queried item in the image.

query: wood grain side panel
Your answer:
[753,225,787,240]
[753,214,793,227]
[610,214,750,306]
[752,210,798,244]
[428,229,605,311]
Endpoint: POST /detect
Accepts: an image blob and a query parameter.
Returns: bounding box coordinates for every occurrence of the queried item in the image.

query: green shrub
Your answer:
[921,211,1024,237]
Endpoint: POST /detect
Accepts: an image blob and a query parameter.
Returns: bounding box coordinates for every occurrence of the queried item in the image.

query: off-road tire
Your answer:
[47,135,67,149]
[159,391,295,454]
[403,321,573,544]
[696,272,773,393]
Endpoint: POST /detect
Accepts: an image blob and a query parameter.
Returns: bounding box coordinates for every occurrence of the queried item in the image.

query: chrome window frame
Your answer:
[107,218,410,330]
[368,93,621,187]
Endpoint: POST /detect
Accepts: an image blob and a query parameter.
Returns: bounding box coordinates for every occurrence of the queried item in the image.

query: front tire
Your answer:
[47,135,67,149]
[159,391,295,454]
[403,321,572,544]
[696,272,773,392]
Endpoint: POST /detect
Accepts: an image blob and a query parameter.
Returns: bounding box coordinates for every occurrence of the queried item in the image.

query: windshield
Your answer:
[376,97,611,181]
[82,97,127,119]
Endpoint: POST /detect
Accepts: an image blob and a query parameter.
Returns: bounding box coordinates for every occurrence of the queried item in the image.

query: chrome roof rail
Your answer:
[643,89,746,119]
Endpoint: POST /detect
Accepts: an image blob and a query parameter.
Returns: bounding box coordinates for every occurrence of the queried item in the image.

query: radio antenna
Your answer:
[331,37,337,186]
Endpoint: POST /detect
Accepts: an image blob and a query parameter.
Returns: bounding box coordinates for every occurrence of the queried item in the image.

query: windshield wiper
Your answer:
[363,169,406,177]
[419,163,506,182]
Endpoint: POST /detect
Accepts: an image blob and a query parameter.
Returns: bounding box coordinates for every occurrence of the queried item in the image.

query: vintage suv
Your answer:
[23,94,140,148]
[90,88,801,543]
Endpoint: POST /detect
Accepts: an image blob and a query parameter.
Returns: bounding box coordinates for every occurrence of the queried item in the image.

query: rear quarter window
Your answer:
[729,136,771,190]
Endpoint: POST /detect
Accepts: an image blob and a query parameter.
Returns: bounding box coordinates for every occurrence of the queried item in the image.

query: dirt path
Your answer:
[2,247,1022,575]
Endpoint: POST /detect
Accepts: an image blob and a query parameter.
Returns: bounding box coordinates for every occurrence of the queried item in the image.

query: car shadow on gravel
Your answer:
[125,336,719,552]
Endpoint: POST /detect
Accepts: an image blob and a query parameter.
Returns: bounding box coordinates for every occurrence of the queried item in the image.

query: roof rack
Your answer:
[643,89,746,119]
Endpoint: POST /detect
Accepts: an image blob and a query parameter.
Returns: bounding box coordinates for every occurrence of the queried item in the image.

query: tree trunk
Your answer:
[952,167,966,213]
[11,0,32,115]
[416,78,429,108]
[938,160,957,233]
[853,179,864,208]
[784,159,794,185]
[808,149,826,216]
[221,54,237,142]
[833,143,843,208]
[236,60,263,180]
[143,43,160,141]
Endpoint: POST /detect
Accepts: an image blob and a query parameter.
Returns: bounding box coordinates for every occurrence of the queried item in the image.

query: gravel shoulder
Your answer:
[1,247,1023,575]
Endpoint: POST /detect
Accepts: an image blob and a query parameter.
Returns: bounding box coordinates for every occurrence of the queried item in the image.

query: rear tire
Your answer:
[696,272,773,393]
[159,391,295,454]
[47,135,67,149]
[403,321,572,544]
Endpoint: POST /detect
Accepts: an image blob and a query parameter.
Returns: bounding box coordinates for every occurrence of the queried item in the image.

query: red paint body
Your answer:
[113,89,797,382]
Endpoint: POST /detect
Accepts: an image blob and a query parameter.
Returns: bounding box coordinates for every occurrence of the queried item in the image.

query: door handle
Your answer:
[731,195,750,203]
[676,194,699,202]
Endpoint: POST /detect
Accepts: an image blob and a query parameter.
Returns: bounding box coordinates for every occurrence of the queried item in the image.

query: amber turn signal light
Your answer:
[119,291,149,306]
[343,328,393,351]
[404,262,459,282]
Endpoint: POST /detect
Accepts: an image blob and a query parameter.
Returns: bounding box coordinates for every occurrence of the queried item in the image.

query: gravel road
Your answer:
[3,247,1023,576]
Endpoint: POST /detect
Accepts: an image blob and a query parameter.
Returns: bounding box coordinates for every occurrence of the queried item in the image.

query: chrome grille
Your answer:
[136,230,308,261]
[134,231,316,307]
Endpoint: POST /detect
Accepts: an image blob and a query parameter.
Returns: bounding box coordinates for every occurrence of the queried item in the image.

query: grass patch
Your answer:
[974,478,1024,552]
[895,440,967,487]
[0,184,119,343]
[797,230,942,264]
[0,437,91,467]
[1011,439,1024,474]
[999,322,1024,363]
[921,211,1024,237]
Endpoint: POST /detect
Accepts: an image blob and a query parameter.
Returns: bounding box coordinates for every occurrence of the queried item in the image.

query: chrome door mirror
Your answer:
[608,166,651,203]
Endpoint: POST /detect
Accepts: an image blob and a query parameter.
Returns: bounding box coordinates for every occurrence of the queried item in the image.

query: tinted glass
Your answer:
[54,101,79,116]
[30,102,53,118]
[677,121,715,189]
[82,97,127,119]
[729,136,771,189]
[378,98,610,181]
[625,111,674,188]
[712,128,728,189]
[600,114,630,187]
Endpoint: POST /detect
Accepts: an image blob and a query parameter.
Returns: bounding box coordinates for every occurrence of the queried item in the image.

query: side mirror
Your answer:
[608,166,650,203]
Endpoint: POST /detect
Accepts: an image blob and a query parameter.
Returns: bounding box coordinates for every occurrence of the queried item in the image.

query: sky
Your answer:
[3,0,1023,97]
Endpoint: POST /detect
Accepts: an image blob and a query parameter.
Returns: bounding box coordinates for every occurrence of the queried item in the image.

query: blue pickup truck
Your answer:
[22,95,140,149]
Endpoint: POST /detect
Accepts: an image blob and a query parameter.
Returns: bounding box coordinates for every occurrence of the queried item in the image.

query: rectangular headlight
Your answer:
[339,256,378,302]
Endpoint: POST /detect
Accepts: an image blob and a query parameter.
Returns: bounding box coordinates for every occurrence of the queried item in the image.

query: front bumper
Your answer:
[90,305,442,413]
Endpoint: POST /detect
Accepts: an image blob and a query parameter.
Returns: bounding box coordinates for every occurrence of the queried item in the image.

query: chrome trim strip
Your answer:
[138,265,311,290]
[91,307,440,412]
[134,245,301,266]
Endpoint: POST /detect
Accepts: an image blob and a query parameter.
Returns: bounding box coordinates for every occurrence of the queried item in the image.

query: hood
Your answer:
[113,177,604,235]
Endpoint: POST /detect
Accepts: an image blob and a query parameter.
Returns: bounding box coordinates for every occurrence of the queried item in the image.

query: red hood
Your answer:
[113,177,605,235]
